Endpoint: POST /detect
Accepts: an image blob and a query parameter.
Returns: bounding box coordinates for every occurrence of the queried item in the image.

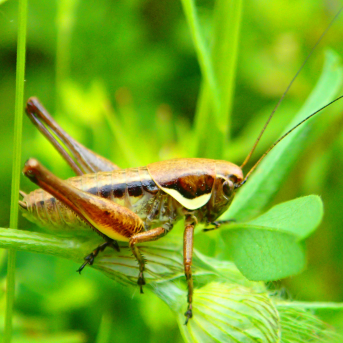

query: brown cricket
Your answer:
[19,94,341,324]
[19,7,343,325]
[20,97,246,324]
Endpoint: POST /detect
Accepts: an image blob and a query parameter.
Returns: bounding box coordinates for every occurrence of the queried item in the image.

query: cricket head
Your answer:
[200,160,243,223]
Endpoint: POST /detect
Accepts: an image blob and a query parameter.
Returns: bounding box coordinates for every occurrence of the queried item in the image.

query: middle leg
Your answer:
[129,226,167,293]
[203,219,236,232]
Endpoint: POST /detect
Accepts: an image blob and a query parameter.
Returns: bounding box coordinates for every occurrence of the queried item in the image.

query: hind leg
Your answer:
[23,159,146,272]
[25,97,120,174]
[77,239,120,273]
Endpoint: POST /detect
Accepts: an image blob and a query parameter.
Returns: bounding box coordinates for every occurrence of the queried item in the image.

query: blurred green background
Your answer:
[1,0,343,341]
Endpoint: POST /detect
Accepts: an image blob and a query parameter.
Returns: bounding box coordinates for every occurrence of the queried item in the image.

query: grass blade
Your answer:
[4,0,28,341]
[180,0,220,116]
[55,0,80,106]
[193,0,243,159]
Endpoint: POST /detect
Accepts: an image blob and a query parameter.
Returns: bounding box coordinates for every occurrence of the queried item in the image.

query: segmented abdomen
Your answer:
[21,167,181,236]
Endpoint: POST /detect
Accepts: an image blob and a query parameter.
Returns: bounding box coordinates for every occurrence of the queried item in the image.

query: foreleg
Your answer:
[183,217,196,324]
[203,219,236,232]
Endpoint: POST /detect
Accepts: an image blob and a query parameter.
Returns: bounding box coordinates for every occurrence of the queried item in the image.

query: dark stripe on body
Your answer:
[23,166,181,234]
[126,168,143,197]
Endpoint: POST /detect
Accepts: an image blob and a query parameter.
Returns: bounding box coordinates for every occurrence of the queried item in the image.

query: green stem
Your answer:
[191,0,243,159]
[180,0,220,114]
[280,301,343,310]
[55,0,79,108]
[95,313,112,343]
[212,0,243,149]
[4,0,28,341]
[0,228,186,285]
[0,228,82,261]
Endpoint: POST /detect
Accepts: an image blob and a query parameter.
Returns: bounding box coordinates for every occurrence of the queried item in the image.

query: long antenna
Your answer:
[240,6,343,170]
[237,95,343,187]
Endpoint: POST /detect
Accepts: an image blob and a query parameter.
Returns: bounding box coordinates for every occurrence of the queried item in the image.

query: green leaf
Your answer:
[247,195,324,239]
[215,196,323,281]
[276,305,339,343]
[225,50,343,221]
[178,282,280,343]
[221,228,305,281]
[192,0,243,159]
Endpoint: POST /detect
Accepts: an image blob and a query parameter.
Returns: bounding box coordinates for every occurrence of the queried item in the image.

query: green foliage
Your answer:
[192,0,243,158]
[2,0,343,342]
[179,283,280,342]
[224,228,306,281]
[247,195,323,239]
[219,196,323,281]
[226,50,343,221]
[0,226,340,342]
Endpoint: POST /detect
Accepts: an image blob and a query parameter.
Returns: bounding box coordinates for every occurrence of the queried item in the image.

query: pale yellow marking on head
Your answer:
[160,187,211,210]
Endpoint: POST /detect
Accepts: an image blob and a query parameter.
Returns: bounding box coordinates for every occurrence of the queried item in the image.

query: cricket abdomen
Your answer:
[21,167,182,237]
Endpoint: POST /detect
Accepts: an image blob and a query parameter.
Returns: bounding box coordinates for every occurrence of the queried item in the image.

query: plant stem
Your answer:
[180,0,220,114]
[55,0,79,108]
[212,0,243,151]
[190,0,243,159]
[0,228,82,260]
[4,0,28,341]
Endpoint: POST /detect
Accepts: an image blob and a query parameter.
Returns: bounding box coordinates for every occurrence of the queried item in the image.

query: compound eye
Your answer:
[223,180,234,197]
[228,174,238,184]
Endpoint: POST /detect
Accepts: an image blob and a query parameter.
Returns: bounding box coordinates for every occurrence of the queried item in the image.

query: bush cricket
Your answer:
[19,8,343,325]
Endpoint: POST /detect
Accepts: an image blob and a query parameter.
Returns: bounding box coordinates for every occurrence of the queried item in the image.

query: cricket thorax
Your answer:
[21,166,183,236]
